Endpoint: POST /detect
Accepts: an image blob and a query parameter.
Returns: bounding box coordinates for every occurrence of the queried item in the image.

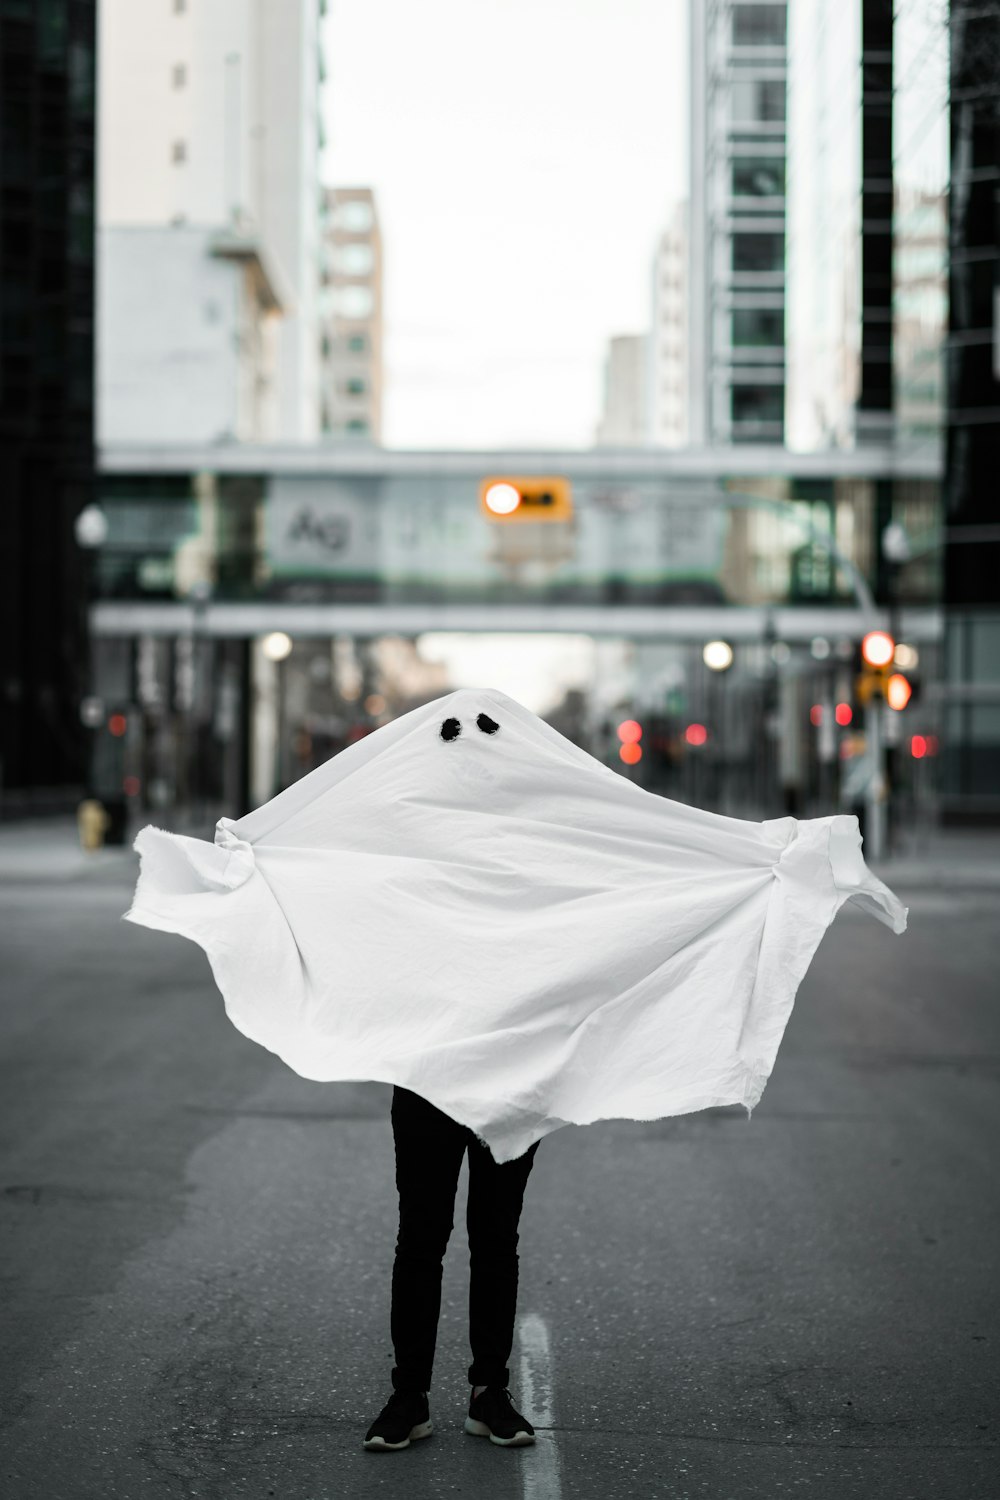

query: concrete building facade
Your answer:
[595,335,648,447]
[97,0,324,445]
[648,203,688,448]
[319,187,383,442]
[99,224,286,446]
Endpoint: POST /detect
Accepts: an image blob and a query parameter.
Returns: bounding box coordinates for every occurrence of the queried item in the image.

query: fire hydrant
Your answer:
[77,798,110,852]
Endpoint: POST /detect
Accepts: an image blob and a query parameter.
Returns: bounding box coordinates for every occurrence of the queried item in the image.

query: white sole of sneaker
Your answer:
[464,1416,535,1447]
[363,1419,433,1451]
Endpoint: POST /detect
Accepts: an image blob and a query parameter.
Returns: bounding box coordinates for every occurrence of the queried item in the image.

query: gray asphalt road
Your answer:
[0,857,997,1500]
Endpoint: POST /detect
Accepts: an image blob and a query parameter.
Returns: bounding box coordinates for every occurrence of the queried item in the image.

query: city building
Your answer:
[595,335,648,446]
[97,0,325,445]
[688,0,789,445]
[0,0,97,814]
[894,189,948,451]
[99,223,287,446]
[784,1,863,451]
[688,1,945,454]
[785,0,948,457]
[319,187,383,442]
[941,0,1000,819]
[647,203,688,448]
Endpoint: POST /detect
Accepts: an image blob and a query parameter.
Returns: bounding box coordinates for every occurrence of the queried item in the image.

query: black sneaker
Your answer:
[363,1388,433,1451]
[464,1386,536,1446]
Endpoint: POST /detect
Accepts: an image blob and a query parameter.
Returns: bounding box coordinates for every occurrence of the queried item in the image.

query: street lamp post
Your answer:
[262,631,293,798]
[881,521,912,856]
[186,580,213,831]
[866,691,886,860]
[72,503,110,834]
[702,640,734,812]
[761,613,781,814]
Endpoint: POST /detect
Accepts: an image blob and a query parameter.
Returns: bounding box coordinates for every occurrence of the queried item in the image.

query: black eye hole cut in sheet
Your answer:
[440,713,499,741]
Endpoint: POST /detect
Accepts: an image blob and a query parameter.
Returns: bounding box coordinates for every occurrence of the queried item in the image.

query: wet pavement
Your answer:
[0,818,997,1498]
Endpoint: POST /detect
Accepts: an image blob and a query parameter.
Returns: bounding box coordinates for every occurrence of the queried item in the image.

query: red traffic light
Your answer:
[684,723,708,747]
[108,713,127,737]
[811,703,852,727]
[861,630,895,668]
[910,734,939,758]
[619,742,642,765]
[616,719,643,744]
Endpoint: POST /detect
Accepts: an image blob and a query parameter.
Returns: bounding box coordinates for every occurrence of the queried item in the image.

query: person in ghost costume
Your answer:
[122,686,907,1451]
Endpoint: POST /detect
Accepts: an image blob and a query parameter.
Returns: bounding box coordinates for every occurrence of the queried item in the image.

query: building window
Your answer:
[173,0,187,13]
[336,199,373,232]
[346,418,368,433]
[731,385,784,424]
[731,78,785,124]
[172,62,187,88]
[732,156,785,198]
[757,80,785,121]
[732,232,784,273]
[732,308,783,346]
[333,243,373,274]
[333,284,373,318]
[346,377,366,396]
[171,139,187,164]
[732,5,787,47]
[347,333,367,353]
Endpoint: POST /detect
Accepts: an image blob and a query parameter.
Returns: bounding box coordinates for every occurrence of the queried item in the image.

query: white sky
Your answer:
[417,632,597,714]
[321,0,687,450]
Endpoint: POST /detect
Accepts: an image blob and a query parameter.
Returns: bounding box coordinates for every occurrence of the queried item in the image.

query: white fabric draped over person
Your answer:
[122,687,907,1163]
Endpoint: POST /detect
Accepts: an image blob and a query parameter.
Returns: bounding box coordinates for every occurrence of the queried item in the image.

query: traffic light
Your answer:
[856,630,895,705]
[617,719,642,765]
[862,630,894,667]
[480,476,574,523]
[810,703,853,727]
[886,673,912,711]
[854,632,919,711]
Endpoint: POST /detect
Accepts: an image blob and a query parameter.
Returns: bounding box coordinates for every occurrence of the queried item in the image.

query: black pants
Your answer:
[389,1085,539,1393]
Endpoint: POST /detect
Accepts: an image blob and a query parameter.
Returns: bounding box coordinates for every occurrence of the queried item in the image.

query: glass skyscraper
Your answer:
[785,0,948,456]
[0,0,97,812]
[689,1,789,445]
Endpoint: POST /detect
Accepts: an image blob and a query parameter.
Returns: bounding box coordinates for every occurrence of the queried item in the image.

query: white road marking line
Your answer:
[518,1311,562,1500]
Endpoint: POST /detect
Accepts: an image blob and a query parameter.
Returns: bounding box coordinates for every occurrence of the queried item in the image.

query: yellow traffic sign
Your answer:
[480,476,574,523]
